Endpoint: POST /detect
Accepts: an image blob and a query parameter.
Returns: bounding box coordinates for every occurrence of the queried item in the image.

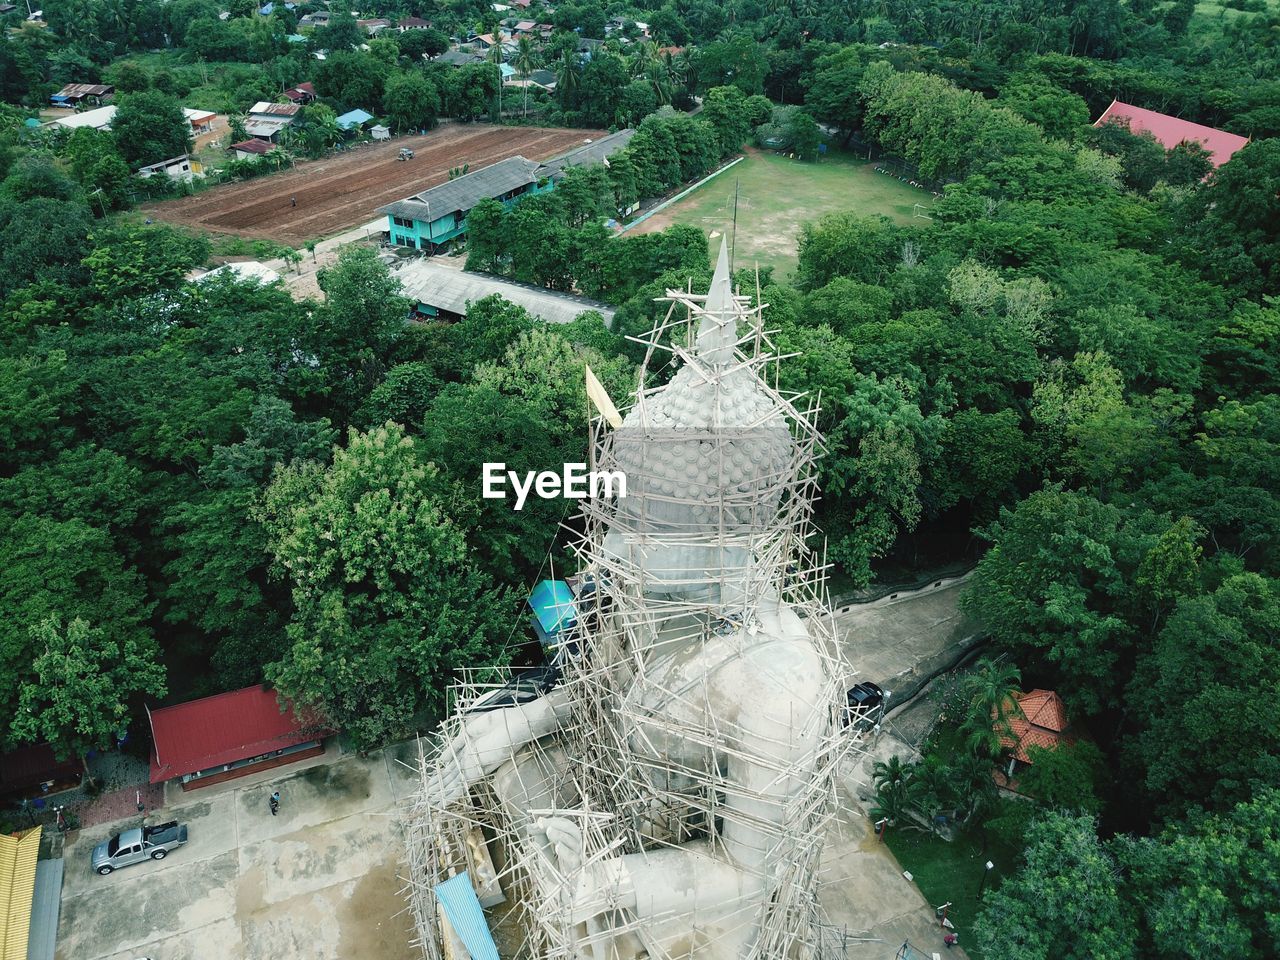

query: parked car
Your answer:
[397,147,415,160]
[842,681,887,730]
[91,821,188,875]
[464,664,561,714]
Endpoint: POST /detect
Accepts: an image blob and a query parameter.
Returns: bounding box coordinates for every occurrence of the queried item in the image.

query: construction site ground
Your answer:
[142,124,603,246]
[56,742,422,960]
[55,581,979,960]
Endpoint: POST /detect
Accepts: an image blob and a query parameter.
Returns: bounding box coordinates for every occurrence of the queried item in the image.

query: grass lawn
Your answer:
[635,146,933,279]
[885,827,1021,959]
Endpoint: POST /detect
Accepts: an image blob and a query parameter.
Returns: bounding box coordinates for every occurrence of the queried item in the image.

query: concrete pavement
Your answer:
[56,745,421,960]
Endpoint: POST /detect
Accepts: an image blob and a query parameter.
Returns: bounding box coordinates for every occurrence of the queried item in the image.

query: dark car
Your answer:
[464,664,561,714]
[842,681,887,729]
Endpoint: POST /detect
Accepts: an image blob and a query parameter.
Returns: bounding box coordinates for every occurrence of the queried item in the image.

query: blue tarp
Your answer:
[435,872,499,960]
[336,108,374,130]
[528,579,576,647]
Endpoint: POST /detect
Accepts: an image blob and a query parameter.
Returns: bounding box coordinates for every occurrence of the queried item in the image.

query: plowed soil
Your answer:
[143,123,603,246]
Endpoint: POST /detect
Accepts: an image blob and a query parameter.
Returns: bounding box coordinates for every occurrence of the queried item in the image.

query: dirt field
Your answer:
[143,123,603,246]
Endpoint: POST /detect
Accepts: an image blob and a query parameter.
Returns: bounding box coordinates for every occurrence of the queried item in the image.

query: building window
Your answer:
[392,216,415,229]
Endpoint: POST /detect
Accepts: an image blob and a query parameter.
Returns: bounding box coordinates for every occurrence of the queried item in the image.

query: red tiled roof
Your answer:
[148,685,329,783]
[995,689,1072,765]
[1093,99,1249,168]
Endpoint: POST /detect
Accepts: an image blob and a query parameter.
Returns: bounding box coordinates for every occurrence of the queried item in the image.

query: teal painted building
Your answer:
[379,155,549,252]
[380,130,638,252]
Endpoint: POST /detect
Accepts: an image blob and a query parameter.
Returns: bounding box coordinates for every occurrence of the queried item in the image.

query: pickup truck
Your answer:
[91,821,188,875]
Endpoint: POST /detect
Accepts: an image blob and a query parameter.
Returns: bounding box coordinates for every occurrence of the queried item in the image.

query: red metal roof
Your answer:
[230,138,272,154]
[995,689,1073,765]
[148,685,327,783]
[1093,99,1249,168]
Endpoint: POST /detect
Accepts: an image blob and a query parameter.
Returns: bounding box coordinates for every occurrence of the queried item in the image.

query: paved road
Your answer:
[818,575,980,959]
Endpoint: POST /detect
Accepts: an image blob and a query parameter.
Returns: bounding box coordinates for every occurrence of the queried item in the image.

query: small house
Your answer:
[436,50,485,67]
[137,154,204,181]
[283,81,316,104]
[370,123,391,141]
[49,83,113,108]
[994,688,1073,790]
[148,684,330,790]
[398,16,431,30]
[183,107,217,135]
[230,137,273,160]
[380,154,549,251]
[299,10,331,26]
[47,105,116,131]
[335,108,374,131]
[356,17,391,35]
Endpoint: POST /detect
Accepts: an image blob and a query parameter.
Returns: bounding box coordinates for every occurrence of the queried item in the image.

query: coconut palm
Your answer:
[643,64,672,106]
[630,40,660,77]
[958,656,1023,758]
[555,52,580,109]
[514,36,537,118]
[487,37,505,118]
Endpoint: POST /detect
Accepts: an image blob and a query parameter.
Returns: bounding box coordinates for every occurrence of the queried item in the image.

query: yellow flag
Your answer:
[584,364,623,429]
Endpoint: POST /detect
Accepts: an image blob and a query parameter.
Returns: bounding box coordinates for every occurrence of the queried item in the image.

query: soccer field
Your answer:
[630,147,933,278]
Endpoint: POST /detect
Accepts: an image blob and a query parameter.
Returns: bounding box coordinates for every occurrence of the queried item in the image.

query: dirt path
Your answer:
[144,124,604,246]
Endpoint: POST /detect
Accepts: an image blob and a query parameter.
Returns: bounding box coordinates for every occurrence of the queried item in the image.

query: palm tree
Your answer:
[958,656,1023,758]
[488,38,505,119]
[514,36,537,118]
[555,52,580,109]
[644,64,672,106]
[872,754,913,793]
[630,40,660,77]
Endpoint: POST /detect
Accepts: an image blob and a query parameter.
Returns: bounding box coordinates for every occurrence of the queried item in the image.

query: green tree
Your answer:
[311,246,408,424]
[11,617,166,766]
[382,71,439,134]
[1113,788,1280,960]
[1127,574,1280,817]
[962,489,1168,714]
[260,423,508,749]
[974,812,1137,960]
[111,90,193,168]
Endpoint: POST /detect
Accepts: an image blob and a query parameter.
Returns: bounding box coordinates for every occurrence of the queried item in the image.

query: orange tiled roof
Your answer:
[995,689,1072,765]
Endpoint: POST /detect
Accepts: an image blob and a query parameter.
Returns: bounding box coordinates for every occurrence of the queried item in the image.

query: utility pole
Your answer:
[730,177,739,273]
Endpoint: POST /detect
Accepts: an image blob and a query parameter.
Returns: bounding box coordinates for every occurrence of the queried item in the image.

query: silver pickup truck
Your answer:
[91,821,188,875]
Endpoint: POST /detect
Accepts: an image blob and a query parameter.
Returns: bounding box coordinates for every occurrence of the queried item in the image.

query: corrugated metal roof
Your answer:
[336,108,374,129]
[1093,100,1249,168]
[434,872,499,960]
[148,685,328,783]
[54,83,112,98]
[0,827,40,960]
[394,260,615,327]
[539,129,634,179]
[26,858,61,960]
[380,156,543,221]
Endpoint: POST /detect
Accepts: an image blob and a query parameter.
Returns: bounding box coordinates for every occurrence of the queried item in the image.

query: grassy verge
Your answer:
[884,827,1021,959]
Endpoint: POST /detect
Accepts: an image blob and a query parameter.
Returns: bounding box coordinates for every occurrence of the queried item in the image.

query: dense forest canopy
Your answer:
[1,0,1278,953]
